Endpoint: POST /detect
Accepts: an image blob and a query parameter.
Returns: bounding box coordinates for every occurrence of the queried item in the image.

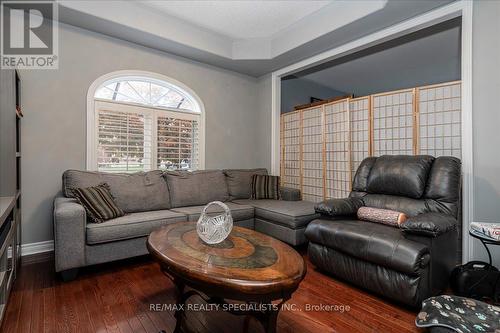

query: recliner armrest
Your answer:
[401,212,457,237]
[280,187,301,201]
[314,197,364,216]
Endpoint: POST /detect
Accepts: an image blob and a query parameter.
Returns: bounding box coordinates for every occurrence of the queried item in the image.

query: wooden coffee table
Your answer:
[147,222,306,333]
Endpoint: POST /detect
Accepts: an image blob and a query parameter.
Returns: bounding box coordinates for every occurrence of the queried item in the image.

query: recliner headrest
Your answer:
[366,155,435,199]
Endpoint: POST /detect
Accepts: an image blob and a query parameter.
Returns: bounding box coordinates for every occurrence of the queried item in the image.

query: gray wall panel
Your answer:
[0,70,16,197]
[471,0,500,267]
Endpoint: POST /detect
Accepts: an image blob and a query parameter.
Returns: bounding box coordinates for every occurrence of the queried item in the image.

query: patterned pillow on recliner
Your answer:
[357,207,407,227]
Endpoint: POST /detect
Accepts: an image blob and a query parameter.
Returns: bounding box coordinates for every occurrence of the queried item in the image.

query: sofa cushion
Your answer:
[63,170,171,213]
[366,155,435,199]
[305,218,430,275]
[224,168,268,199]
[171,202,254,222]
[164,170,229,208]
[233,199,319,229]
[86,210,186,244]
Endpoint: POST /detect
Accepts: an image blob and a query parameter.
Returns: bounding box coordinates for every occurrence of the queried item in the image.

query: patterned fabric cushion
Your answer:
[71,183,125,223]
[416,295,500,333]
[357,206,407,227]
[251,175,280,200]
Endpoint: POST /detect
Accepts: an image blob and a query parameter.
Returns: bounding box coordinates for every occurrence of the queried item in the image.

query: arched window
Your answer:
[87,71,205,172]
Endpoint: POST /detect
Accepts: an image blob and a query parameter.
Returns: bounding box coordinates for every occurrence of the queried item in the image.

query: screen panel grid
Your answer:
[281,112,301,189]
[279,80,461,204]
[349,98,370,180]
[301,107,324,202]
[372,90,414,156]
[418,82,461,159]
[325,100,350,199]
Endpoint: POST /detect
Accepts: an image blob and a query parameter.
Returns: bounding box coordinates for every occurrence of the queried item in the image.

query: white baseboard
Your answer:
[21,240,54,256]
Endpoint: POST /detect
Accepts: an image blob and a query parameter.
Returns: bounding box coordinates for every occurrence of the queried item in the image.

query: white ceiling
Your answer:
[55,0,456,76]
[140,1,332,39]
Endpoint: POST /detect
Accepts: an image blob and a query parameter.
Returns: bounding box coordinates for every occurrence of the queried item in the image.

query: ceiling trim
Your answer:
[57,0,234,58]
[56,0,387,60]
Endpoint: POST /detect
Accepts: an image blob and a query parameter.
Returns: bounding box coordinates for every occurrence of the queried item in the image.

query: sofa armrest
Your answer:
[53,196,86,272]
[314,197,364,216]
[280,187,301,201]
[401,212,457,238]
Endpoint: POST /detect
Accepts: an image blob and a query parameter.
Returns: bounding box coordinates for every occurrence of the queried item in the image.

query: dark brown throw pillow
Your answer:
[357,207,407,227]
[251,175,280,200]
[71,183,125,223]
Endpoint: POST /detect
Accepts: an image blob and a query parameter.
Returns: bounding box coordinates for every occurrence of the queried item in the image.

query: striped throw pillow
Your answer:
[251,175,280,200]
[71,183,124,223]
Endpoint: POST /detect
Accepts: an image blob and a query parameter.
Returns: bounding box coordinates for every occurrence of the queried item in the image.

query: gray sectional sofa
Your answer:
[54,168,319,280]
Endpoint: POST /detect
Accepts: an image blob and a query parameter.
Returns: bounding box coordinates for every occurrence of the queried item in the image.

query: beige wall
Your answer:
[19,22,264,244]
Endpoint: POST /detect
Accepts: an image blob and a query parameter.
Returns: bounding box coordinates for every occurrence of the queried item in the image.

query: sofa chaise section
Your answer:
[233,199,319,245]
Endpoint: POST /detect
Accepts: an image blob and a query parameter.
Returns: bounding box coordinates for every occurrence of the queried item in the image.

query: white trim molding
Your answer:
[21,240,54,257]
[270,0,473,263]
[460,0,474,264]
[86,70,206,171]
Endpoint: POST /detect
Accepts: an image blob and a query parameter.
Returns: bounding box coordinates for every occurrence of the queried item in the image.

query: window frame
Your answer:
[87,70,205,171]
[94,77,198,112]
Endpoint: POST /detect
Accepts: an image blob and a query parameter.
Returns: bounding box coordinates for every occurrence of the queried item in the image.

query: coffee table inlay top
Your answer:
[147,222,306,296]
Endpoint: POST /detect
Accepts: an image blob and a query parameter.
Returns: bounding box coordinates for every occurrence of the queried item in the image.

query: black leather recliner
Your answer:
[305,155,461,307]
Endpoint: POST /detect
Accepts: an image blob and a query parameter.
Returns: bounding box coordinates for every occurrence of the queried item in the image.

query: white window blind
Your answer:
[95,101,200,173]
[97,109,152,172]
[157,116,199,170]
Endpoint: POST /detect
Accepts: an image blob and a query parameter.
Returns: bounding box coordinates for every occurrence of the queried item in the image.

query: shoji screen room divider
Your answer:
[280,80,461,202]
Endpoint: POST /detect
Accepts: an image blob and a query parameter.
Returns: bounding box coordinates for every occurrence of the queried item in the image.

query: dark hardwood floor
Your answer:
[1,253,419,333]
